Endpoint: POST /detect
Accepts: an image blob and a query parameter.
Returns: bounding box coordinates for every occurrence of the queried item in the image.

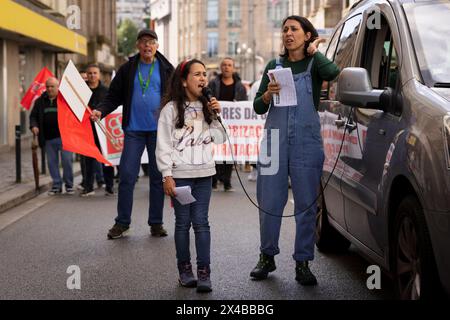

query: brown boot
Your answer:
[150,224,168,237]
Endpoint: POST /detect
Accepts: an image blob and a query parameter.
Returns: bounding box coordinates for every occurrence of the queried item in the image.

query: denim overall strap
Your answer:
[275,57,283,69]
[257,55,325,262]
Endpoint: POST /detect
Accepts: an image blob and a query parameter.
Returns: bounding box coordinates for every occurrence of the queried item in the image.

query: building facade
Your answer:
[176,0,291,82]
[151,0,358,82]
[0,0,87,148]
[117,0,150,29]
[65,0,118,82]
[290,0,360,32]
[150,0,178,66]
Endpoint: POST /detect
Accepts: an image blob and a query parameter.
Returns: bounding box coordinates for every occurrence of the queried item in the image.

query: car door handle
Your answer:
[345,122,357,133]
[335,119,346,128]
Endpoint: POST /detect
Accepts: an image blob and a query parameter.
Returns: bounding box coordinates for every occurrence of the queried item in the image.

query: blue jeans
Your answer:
[45,137,73,189]
[172,177,212,267]
[115,131,164,226]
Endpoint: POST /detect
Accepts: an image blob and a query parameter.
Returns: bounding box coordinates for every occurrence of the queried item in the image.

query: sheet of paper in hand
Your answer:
[175,186,197,205]
[267,68,297,107]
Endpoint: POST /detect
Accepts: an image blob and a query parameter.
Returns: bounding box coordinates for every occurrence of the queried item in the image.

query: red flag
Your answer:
[21,67,54,110]
[57,93,112,166]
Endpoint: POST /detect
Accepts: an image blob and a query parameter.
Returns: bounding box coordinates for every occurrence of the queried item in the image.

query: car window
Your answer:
[326,24,343,61]
[404,2,450,86]
[361,14,399,90]
[334,14,362,70]
[328,14,362,101]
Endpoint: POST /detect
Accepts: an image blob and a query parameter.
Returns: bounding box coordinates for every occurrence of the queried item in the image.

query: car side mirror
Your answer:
[337,67,386,110]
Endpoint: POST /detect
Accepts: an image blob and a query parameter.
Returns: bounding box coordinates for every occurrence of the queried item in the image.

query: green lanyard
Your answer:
[138,61,156,96]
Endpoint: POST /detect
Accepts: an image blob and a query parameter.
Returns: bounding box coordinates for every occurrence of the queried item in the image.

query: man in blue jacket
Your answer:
[91,29,174,239]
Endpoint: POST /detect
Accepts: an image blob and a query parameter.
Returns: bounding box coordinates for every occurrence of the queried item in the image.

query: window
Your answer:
[405,2,450,85]
[326,24,344,61]
[227,32,239,55]
[361,14,399,89]
[328,14,362,100]
[207,32,218,57]
[334,14,362,70]
[267,0,289,28]
[207,0,219,28]
[227,0,241,27]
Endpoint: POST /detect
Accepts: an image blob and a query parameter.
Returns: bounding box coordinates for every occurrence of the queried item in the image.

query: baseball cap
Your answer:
[137,29,158,41]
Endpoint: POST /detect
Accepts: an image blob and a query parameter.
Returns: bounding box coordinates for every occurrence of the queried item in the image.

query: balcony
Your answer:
[227,19,241,28]
[206,20,219,28]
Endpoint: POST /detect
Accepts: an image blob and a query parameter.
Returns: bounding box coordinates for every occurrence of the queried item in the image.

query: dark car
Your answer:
[316,0,450,300]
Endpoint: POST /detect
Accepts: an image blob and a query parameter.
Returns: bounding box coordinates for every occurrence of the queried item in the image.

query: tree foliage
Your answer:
[118,19,138,57]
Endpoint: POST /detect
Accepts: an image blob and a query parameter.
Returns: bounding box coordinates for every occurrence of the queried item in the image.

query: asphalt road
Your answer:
[0,173,394,300]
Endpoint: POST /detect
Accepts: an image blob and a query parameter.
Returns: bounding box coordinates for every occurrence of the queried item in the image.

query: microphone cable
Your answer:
[216,106,355,218]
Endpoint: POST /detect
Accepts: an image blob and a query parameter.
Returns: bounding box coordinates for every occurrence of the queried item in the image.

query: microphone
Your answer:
[202,87,222,123]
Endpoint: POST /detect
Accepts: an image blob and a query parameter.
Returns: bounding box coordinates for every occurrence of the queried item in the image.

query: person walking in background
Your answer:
[80,64,115,197]
[156,59,226,292]
[30,77,74,195]
[250,16,340,285]
[208,57,247,192]
[91,29,174,239]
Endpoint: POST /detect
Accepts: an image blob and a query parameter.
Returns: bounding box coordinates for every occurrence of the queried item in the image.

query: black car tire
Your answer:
[393,196,442,300]
[315,190,351,253]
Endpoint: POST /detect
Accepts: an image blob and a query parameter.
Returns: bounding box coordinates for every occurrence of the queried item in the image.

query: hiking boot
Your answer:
[250,253,276,280]
[197,266,212,293]
[295,261,317,286]
[150,224,168,237]
[107,223,130,239]
[48,187,62,196]
[178,262,197,288]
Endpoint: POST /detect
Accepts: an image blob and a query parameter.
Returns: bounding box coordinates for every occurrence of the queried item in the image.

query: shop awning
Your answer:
[0,0,87,55]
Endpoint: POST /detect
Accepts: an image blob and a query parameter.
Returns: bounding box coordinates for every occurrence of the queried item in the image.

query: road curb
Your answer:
[0,167,81,215]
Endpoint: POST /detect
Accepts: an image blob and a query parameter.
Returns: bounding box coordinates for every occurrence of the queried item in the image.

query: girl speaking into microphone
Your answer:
[156,59,226,293]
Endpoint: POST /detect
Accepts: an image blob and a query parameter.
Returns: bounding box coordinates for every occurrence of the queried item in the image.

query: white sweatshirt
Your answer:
[156,100,227,179]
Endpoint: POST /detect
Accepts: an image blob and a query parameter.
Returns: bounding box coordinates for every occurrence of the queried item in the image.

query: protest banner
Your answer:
[95,106,148,166]
[212,101,267,163]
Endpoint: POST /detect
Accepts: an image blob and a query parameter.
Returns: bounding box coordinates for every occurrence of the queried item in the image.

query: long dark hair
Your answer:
[161,59,213,129]
[280,15,318,58]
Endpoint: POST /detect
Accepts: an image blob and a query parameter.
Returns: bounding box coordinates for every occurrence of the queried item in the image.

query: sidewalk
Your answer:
[0,136,80,214]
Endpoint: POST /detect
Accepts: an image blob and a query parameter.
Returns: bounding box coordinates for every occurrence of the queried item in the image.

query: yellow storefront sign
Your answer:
[0,0,87,55]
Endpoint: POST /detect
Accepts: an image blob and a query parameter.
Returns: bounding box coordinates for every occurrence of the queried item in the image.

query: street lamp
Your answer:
[236,43,256,80]
[236,43,247,79]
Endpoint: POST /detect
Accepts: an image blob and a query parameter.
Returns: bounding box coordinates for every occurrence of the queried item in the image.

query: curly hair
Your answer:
[161,59,213,129]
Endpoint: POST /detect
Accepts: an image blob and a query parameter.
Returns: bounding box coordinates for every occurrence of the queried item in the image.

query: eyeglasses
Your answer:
[139,39,157,45]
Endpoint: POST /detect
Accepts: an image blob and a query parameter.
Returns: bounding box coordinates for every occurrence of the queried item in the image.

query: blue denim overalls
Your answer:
[257,57,324,262]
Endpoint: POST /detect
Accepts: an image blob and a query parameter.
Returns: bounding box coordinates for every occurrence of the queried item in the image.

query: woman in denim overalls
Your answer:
[250,16,340,285]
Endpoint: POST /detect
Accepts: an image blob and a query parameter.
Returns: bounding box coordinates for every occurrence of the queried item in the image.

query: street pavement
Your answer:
[0,172,394,300]
[0,138,81,214]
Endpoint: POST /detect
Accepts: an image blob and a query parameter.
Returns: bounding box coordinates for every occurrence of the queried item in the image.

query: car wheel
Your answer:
[315,190,351,253]
[393,196,442,300]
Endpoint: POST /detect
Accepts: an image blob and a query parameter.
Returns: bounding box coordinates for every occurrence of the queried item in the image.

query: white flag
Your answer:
[59,60,92,122]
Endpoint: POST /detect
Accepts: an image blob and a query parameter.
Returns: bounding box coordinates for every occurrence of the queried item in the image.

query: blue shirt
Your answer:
[127,59,161,132]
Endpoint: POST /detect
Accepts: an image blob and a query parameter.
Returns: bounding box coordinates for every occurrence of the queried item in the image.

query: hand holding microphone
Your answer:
[202,87,222,123]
